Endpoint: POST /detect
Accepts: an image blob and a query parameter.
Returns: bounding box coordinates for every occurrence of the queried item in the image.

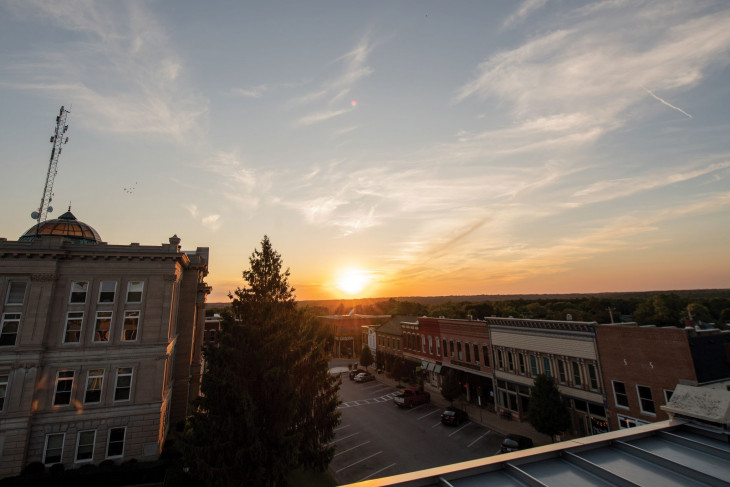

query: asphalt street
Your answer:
[329,364,503,485]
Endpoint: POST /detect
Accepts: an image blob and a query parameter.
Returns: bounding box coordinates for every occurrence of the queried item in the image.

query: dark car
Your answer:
[354,372,374,383]
[499,434,534,453]
[349,369,365,380]
[440,407,468,426]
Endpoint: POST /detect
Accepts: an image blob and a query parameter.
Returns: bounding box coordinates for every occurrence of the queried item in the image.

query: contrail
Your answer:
[644,88,693,119]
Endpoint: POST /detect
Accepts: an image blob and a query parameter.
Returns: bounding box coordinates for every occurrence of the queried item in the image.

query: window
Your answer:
[457,342,463,361]
[6,282,27,304]
[474,344,480,365]
[107,427,126,458]
[507,352,514,371]
[543,357,552,378]
[69,281,88,304]
[94,311,112,342]
[44,433,65,465]
[0,374,7,410]
[54,370,75,405]
[572,362,582,386]
[529,355,538,376]
[428,336,433,354]
[84,369,104,404]
[122,311,139,341]
[98,281,116,303]
[588,364,599,390]
[421,335,425,353]
[558,360,567,383]
[449,340,454,358]
[637,385,655,415]
[618,414,649,430]
[442,340,447,356]
[518,354,526,375]
[613,380,629,408]
[465,342,471,362]
[126,281,143,303]
[435,339,440,356]
[664,389,674,403]
[75,430,96,462]
[497,350,504,369]
[0,313,21,346]
[482,346,490,366]
[64,312,83,343]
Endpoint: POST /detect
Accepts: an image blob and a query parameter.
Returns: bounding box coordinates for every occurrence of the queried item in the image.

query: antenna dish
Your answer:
[47,206,54,213]
[31,211,39,219]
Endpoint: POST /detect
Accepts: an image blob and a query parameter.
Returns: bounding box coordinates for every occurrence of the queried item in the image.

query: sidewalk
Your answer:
[368,367,552,447]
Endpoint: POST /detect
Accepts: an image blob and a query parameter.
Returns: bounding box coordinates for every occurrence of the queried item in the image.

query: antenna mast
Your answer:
[32,106,70,224]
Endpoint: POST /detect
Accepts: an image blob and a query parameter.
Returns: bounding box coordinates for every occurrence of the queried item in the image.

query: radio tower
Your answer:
[31,106,70,224]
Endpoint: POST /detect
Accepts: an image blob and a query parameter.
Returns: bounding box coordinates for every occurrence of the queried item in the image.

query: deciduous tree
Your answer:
[182,236,340,486]
[528,374,570,442]
[359,346,374,368]
[440,369,462,405]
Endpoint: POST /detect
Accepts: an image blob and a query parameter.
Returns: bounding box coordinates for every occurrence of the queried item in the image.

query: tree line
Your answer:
[310,293,730,328]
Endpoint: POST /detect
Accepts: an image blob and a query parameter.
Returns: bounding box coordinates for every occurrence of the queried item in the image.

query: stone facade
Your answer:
[0,219,209,478]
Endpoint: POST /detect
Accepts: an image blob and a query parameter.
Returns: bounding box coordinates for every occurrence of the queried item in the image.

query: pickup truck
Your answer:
[393,388,431,408]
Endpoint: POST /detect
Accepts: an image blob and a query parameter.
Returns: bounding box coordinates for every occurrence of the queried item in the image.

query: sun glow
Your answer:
[336,268,371,296]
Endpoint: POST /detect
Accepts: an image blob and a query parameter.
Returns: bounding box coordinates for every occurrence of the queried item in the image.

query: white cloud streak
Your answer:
[644,88,693,118]
[502,0,549,29]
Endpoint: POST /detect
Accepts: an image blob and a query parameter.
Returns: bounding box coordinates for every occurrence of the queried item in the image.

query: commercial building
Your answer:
[596,323,730,431]
[487,317,608,436]
[0,210,209,477]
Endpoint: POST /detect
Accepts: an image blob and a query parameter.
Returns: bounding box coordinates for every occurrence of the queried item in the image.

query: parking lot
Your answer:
[330,372,503,485]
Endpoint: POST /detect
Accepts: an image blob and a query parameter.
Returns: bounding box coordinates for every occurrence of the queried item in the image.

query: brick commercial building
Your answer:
[596,323,730,431]
[0,210,209,477]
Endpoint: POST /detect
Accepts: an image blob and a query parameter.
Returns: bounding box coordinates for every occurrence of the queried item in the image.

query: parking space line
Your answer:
[335,451,382,473]
[334,424,350,432]
[448,422,471,437]
[407,404,428,412]
[432,422,442,428]
[358,462,397,482]
[467,430,491,448]
[334,440,371,457]
[418,409,441,420]
[330,432,359,444]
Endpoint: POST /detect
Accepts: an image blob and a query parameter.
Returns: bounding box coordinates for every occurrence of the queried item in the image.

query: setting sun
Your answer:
[336,269,371,296]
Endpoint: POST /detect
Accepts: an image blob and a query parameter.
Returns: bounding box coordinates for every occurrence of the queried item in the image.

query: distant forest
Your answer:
[208,289,730,328]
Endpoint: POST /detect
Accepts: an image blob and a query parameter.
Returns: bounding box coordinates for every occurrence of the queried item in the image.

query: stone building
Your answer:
[0,210,210,477]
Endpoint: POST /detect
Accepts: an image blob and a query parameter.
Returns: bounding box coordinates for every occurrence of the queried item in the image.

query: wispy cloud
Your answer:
[293,35,374,126]
[502,0,549,29]
[232,84,268,98]
[2,1,207,140]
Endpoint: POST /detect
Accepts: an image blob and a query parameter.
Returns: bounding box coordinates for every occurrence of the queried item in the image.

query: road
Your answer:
[329,362,503,485]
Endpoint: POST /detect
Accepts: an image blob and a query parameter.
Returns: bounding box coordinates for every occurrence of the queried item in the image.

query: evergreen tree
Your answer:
[527,374,570,442]
[182,236,341,486]
[440,370,462,404]
[359,346,374,368]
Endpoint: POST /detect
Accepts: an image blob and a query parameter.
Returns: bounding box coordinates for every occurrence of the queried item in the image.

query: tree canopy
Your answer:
[527,374,570,441]
[359,346,374,368]
[182,236,340,486]
[440,369,463,404]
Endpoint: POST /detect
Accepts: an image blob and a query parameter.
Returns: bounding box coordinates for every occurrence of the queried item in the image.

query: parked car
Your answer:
[499,434,534,453]
[393,388,430,408]
[440,407,468,426]
[354,372,374,383]
[349,369,365,380]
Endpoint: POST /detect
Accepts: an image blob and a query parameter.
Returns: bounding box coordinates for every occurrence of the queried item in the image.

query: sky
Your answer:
[1,0,729,302]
